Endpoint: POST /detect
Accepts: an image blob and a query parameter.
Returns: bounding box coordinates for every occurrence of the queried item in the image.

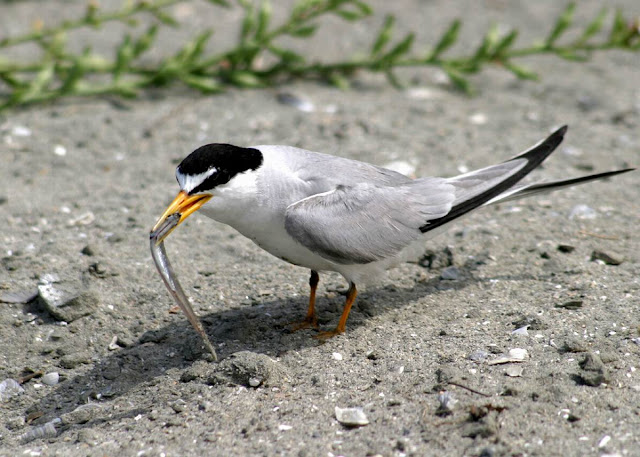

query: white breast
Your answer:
[196,151,338,272]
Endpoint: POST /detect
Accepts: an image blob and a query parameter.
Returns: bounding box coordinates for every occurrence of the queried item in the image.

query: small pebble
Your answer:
[53,144,67,156]
[249,377,262,387]
[60,404,102,425]
[555,300,583,310]
[81,245,97,256]
[468,350,488,362]
[0,289,38,304]
[590,250,623,266]
[335,406,369,426]
[557,244,576,253]
[578,353,609,387]
[440,266,461,281]
[332,352,343,361]
[41,372,59,386]
[560,337,588,353]
[278,424,292,431]
[169,399,187,414]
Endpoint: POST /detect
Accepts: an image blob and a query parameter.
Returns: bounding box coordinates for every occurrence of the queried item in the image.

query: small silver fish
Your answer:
[150,214,217,360]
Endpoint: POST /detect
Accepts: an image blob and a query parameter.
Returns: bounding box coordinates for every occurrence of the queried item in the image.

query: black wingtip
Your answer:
[509,124,568,163]
[420,125,569,234]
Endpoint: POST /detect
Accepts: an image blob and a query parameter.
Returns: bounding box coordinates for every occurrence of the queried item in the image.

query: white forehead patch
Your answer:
[176,167,217,193]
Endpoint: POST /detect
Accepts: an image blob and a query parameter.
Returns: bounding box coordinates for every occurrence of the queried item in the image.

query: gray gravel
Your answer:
[1,1,639,456]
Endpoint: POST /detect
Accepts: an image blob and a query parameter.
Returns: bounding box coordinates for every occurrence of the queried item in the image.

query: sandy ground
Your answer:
[1,1,639,456]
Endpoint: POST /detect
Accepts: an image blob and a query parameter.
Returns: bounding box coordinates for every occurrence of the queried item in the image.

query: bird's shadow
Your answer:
[18,265,546,439]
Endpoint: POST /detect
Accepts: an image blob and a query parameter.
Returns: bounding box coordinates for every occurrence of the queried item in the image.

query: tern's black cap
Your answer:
[177,143,263,194]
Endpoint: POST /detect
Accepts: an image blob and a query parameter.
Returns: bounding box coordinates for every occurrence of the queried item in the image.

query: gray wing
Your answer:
[284,178,455,264]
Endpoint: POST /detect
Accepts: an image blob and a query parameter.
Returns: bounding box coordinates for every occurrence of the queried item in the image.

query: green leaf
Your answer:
[268,45,305,63]
[608,9,628,45]
[292,0,324,20]
[132,25,159,57]
[59,49,90,92]
[328,71,350,90]
[430,19,460,59]
[577,7,607,44]
[545,3,575,48]
[181,74,223,92]
[182,30,214,63]
[150,9,179,27]
[442,64,472,94]
[384,69,404,88]
[474,23,499,61]
[289,25,318,37]
[0,72,24,89]
[555,49,588,61]
[383,32,414,62]
[333,1,372,22]
[255,1,272,40]
[342,0,373,16]
[240,3,255,42]
[114,35,134,78]
[493,29,518,57]
[371,15,394,56]
[503,61,538,80]
[228,70,264,87]
[204,0,231,6]
[23,61,55,100]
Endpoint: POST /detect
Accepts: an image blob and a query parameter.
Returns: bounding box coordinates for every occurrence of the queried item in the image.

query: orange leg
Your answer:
[315,282,357,340]
[290,270,320,331]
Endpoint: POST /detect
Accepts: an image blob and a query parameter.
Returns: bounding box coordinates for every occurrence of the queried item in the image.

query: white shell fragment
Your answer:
[19,418,61,444]
[0,379,24,402]
[41,372,60,386]
[108,336,120,351]
[67,211,95,226]
[505,365,524,377]
[598,435,611,448]
[11,125,32,137]
[437,391,458,413]
[569,204,597,220]
[512,325,529,336]
[276,92,315,112]
[488,348,529,365]
[335,406,369,426]
[508,348,528,360]
[469,112,488,125]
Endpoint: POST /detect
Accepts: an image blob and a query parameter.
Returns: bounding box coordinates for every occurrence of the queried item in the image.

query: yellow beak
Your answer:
[150,190,212,244]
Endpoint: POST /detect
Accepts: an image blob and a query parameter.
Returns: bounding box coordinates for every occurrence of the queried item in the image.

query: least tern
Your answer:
[152,126,633,339]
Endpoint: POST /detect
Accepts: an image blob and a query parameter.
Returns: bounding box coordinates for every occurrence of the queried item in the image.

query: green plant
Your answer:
[0,1,638,111]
